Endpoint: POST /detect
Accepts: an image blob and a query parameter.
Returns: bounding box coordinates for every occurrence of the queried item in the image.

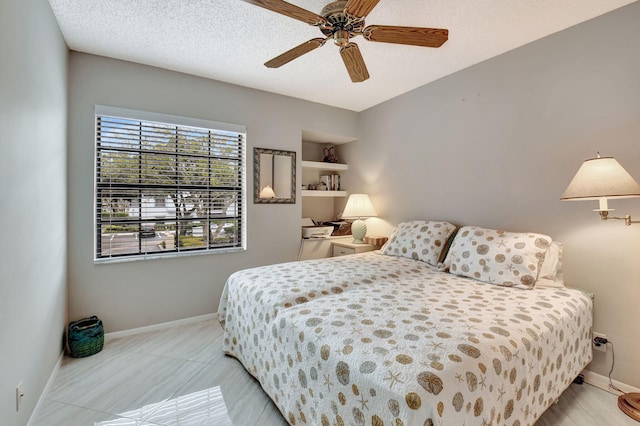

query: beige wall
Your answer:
[342,2,640,388]
[0,0,68,424]
[67,53,358,333]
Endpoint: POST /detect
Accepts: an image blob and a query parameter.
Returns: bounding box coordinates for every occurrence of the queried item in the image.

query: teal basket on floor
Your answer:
[68,316,104,358]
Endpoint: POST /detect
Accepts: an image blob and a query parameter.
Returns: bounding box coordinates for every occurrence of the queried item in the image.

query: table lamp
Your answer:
[341,194,377,244]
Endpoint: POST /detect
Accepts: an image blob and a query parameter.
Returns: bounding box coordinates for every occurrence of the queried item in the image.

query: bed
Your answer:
[218,222,593,425]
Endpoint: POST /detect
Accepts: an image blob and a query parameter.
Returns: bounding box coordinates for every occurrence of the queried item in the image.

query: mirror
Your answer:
[254,148,296,204]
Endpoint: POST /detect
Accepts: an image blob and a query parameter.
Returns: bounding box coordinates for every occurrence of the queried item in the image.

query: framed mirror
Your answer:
[254,147,296,204]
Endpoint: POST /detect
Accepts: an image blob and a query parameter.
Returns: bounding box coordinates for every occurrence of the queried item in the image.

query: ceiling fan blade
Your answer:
[241,0,328,26]
[363,25,449,47]
[264,38,325,68]
[339,43,369,82]
[344,0,381,19]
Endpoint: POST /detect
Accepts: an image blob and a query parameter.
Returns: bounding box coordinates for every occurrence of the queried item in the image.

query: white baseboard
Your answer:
[27,352,64,426]
[104,313,217,342]
[581,369,640,395]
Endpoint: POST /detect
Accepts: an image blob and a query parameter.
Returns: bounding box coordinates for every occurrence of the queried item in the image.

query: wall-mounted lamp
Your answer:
[341,194,377,244]
[561,153,640,226]
[562,153,640,420]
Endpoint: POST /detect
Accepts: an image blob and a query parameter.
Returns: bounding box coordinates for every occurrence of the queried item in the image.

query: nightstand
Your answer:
[332,241,375,257]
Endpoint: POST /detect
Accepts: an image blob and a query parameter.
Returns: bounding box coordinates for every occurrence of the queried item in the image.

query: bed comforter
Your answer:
[218,252,592,426]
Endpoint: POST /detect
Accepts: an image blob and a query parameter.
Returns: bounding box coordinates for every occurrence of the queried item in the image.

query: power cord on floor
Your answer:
[296,238,304,261]
[606,340,625,394]
[595,336,625,394]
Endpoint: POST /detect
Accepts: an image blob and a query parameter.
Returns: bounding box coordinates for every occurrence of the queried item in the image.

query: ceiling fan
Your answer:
[241,0,449,82]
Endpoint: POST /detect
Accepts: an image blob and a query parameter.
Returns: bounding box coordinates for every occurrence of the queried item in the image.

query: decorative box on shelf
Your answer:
[364,236,388,249]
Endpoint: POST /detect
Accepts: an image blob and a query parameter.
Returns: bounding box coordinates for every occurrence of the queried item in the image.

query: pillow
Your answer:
[444,226,552,289]
[535,241,565,288]
[380,220,456,266]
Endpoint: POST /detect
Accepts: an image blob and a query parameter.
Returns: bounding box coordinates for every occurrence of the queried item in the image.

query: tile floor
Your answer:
[31,318,637,425]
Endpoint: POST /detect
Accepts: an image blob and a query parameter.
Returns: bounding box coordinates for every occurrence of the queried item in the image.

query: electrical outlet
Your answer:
[16,381,24,411]
[593,332,607,353]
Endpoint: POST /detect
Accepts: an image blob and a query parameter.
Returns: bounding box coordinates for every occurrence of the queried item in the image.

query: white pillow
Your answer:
[536,242,565,288]
[380,221,456,266]
[444,226,552,289]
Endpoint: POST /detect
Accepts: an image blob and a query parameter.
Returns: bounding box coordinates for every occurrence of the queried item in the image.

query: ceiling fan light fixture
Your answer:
[334,30,350,46]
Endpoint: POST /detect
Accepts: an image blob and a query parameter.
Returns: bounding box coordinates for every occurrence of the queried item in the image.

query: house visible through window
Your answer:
[95,106,246,261]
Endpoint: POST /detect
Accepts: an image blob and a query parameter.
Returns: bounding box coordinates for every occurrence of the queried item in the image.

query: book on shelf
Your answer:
[320,174,341,191]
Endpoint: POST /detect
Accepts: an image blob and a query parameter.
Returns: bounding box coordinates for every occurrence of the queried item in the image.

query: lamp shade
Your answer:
[342,194,377,244]
[259,185,276,199]
[561,156,640,201]
[342,194,377,218]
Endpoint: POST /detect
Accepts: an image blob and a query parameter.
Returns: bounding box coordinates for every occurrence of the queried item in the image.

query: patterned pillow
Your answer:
[444,226,552,289]
[380,221,456,266]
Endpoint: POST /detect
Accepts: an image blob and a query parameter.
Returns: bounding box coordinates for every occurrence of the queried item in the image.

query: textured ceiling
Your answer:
[48,0,636,112]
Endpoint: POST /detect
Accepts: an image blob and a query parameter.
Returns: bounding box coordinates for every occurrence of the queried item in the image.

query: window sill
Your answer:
[94,246,246,264]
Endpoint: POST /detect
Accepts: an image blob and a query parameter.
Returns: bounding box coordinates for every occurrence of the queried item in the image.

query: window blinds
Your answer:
[94,107,246,260]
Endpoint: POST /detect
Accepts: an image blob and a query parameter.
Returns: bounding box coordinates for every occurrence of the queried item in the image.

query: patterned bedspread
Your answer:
[218,252,592,426]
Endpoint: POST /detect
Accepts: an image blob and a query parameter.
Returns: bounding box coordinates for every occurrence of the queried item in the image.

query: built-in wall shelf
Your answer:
[301,161,348,171]
[301,137,353,223]
[302,190,347,198]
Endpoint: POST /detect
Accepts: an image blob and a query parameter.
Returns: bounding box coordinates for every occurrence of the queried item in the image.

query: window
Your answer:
[95,106,246,261]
